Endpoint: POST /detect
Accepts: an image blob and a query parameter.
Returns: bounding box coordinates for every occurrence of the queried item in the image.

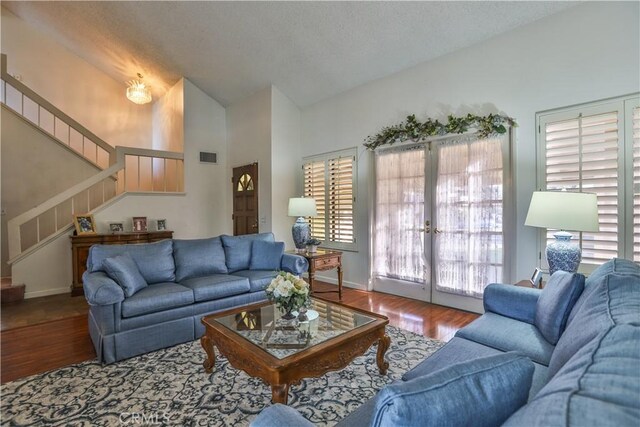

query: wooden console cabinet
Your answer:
[70,231,173,296]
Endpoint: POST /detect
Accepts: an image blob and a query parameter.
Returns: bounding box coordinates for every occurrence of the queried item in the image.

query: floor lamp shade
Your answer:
[525,191,599,275]
[288,198,317,250]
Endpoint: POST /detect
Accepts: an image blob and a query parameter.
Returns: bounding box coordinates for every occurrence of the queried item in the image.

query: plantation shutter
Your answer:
[633,107,640,262]
[303,160,326,241]
[328,155,355,244]
[543,110,620,265]
[303,148,357,249]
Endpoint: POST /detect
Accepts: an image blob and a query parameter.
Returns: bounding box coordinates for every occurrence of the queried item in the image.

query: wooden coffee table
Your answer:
[200,297,390,404]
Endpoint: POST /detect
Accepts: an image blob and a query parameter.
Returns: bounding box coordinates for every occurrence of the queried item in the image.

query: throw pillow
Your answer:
[534,271,585,345]
[371,352,534,427]
[250,241,285,270]
[103,253,148,297]
[221,233,275,272]
[173,237,228,281]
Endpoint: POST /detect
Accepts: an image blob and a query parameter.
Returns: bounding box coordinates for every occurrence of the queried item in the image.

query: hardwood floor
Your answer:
[0,281,477,384]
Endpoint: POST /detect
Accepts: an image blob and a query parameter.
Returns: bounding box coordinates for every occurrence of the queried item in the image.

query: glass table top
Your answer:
[212,298,376,359]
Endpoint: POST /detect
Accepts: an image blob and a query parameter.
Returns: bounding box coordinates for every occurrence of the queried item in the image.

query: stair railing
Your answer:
[0,54,114,169]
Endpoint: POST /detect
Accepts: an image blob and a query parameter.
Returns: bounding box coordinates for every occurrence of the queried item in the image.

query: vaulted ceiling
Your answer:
[3,1,575,107]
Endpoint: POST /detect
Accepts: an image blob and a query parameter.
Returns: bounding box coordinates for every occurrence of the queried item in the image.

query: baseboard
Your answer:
[305,273,367,291]
[24,287,69,299]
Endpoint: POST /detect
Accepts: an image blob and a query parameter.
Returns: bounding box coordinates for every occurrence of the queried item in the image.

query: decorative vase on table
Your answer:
[265,272,311,321]
[546,231,582,276]
[288,197,317,252]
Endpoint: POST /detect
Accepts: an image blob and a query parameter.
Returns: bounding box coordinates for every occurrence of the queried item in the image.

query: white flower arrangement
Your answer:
[266,271,310,316]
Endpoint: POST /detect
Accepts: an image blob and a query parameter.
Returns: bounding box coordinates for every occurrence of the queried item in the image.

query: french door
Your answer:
[372,134,510,313]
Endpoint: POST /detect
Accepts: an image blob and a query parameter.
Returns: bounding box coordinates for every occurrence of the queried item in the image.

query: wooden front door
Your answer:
[232,163,259,235]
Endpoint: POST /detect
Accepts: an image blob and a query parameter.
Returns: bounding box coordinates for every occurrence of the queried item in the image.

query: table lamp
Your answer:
[288,197,317,252]
[525,190,599,275]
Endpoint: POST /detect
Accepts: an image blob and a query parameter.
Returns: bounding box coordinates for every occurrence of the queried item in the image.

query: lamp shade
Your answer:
[288,197,317,217]
[525,191,599,232]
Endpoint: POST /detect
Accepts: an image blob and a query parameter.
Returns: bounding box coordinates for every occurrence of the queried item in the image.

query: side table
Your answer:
[288,249,343,300]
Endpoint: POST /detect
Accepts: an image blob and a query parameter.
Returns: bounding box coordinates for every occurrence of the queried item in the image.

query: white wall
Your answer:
[300,2,640,289]
[0,6,152,150]
[271,86,301,248]
[152,79,184,152]
[226,87,273,233]
[12,78,230,297]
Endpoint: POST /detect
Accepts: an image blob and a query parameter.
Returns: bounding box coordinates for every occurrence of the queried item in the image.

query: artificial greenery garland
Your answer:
[364,113,516,150]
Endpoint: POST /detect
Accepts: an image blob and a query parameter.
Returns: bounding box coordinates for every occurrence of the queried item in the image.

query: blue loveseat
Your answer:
[253,258,640,426]
[83,232,308,364]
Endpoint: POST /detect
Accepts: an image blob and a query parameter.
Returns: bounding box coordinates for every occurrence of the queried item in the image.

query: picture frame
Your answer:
[156,219,167,231]
[73,214,97,235]
[132,216,148,232]
[530,267,543,288]
[109,222,125,234]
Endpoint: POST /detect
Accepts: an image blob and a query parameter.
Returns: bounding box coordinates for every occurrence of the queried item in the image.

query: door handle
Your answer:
[417,220,431,233]
[434,228,443,234]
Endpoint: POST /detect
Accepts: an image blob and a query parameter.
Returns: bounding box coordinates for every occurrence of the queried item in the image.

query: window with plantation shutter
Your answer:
[537,95,639,272]
[303,148,357,250]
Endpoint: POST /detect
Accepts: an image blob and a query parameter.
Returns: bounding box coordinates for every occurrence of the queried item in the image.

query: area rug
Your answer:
[1,326,444,426]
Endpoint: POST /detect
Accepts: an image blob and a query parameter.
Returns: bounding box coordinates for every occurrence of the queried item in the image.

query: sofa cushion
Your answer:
[232,270,278,292]
[548,272,640,377]
[173,237,228,281]
[585,257,640,287]
[102,253,148,297]
[456,312,555,365]
[504,324,640,427]
[249,240,284,271]
[372,352,534,427]
[121,282,194,318]
[88,240,175,284]
[534,271,585,345]
[221,233,275,273]
[180,274,250,302]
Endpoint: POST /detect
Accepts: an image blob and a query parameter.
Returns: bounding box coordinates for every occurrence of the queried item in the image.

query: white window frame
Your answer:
[535,93,639,274]
[303,147,358,251]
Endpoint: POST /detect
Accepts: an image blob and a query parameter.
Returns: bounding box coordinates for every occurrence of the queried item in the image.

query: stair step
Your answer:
[1,277,13,288]
[1,282,25,304]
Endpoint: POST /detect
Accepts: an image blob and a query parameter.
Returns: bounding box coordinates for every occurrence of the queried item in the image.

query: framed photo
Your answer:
[132,217,148,232]
[156,219,167,231]
[109,222,124,234]
[73,214,97,235]
[530,268,543,288]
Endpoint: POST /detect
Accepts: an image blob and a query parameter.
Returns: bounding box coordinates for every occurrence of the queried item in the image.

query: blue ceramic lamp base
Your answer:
[292,217,311,252]
[546,231,581,276]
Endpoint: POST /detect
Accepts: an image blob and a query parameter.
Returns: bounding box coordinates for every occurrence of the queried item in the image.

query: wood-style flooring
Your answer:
[0,281,478,384]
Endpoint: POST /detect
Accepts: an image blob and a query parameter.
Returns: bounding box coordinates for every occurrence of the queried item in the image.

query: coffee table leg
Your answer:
[201,335,216,373]
[271,383,290,404]
[376,335,391,375]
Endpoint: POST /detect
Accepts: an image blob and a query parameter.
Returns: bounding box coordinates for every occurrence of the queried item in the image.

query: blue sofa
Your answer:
[82,232,308,364]
[252,258,640,426]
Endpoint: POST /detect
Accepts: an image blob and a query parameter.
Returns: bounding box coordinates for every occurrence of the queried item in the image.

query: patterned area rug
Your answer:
[1,326,443,426]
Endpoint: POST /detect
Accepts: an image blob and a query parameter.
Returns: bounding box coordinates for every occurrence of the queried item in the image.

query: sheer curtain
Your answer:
[435,136,504,297]
[373,147,426,283]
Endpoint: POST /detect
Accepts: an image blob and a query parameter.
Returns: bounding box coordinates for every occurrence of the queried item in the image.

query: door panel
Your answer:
[232,163,259,236]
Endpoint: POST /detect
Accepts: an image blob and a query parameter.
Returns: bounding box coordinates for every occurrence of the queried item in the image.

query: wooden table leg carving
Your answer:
[337,265,343,300]
[376,335,391,375]
[201,335,216,373]
[271,383,290,404]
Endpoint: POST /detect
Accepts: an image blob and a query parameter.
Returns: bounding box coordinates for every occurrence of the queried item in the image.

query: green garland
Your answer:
[364,113,516,151]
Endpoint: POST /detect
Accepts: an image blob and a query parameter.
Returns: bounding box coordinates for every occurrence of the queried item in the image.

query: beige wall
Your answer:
[1,6,152,150]
[152,79,184,152]
[1,106,101,276]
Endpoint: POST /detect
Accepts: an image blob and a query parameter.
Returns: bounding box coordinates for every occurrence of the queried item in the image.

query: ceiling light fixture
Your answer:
[126,73,152,105]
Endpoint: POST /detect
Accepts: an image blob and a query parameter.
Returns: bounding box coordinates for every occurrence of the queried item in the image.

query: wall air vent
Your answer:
[199,152,218,164]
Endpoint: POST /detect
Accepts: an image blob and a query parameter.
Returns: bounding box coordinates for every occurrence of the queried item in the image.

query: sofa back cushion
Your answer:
[102,253,148,297]
[221,233,275,273]
[173,237,228,281]
[548,272,640,378]
[504,324,640,427]
[87,240,175,284]
[372,352,534,427]
[249,241,285,271]
[534,271,584,345]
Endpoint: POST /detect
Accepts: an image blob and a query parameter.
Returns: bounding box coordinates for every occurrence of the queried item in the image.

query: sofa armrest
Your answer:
[83,271,125,306]
[483,283,541,325]
[280,253,309,275]
[250,404,313,427]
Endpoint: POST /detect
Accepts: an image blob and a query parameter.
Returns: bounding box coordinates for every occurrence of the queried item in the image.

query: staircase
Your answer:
[1,54,185,293]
